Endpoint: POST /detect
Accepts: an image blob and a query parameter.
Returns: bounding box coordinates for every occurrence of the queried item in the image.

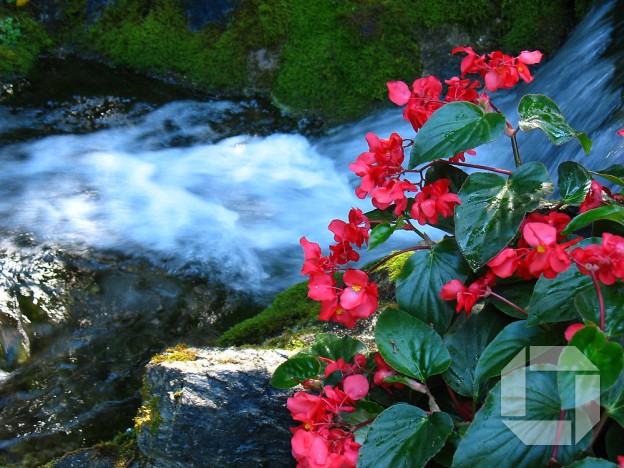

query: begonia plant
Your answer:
[271,46,624,468]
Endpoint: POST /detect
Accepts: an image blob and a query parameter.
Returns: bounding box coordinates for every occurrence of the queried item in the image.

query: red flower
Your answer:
[388,76,444,131]
[328,208,370,249]
[307,273,337,302]
[444,77,480,103]
[487,248,519,278]
[522,223,572,279]
[409,179,461,225]
[373,353,404,393]
[288,392,328,429]
[579,180,607,213]
[617,129,624,137]
[452,46,487,76]
[370,178,417,215]
[440,272,495,315]
[342,374,369,401]
[564,323,586,342]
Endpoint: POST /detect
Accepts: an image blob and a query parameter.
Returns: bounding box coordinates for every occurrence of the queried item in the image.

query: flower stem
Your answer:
[487,290,529,317]
[511,132,522,167]
[550,409,566,464]
[412,159,512,176]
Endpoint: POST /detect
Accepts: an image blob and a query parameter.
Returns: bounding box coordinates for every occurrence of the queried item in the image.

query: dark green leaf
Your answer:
[575,282,624,337]
[561,326,624,396]
[308,333,367,362]
[558,161,593,205]
[562,205,624,235]
[409,101,506,168]
[358,404,453,468]
[590,164,624,187]
[454,371,590,467]
[490,280,535,319]
[527,264,590,325]
[455,162,553,270]
[269,355,321,388]
[605,420,624,461]
[368,222,395,250]
[602,372,624,427]
[396,237,471,333]
[364,207,396,222]
[518,94,592,155]
[442,306,509,398]
[474,320,558,386]
[567,458,619,467]
[375,308,451,381]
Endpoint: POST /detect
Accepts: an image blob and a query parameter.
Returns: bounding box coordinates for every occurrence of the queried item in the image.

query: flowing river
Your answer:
[0,0,622,464]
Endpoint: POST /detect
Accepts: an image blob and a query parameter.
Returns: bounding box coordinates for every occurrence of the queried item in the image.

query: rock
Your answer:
[136,347,295,467]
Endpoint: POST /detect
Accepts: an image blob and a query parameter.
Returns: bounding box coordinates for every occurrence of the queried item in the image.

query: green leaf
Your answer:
[567,458,619,467]
[358,404,453,468]
[455,162,553,270]
[602,372,624,427]
[575,282,624,337]
[527,263,590,325]
[605,420,624,462]
[442,306,509,398]
[396,237,471,333]
[518,94,592,155]
[364,207,396,222]
[368,222,395,250]
[558,161,592,205]
[409,101,506,168]
[453,370,590,467]
[562,205,624,235]
[474,320,558,386]
[375,308,451,381]
[590,164,624,187]
[561,326,624,396]
[490,280,535,319]
[269,355,321,388]
[424,163,468,234]
[308,333,367,362]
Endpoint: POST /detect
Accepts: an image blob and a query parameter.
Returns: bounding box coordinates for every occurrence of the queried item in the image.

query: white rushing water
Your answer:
[0,0,621,298]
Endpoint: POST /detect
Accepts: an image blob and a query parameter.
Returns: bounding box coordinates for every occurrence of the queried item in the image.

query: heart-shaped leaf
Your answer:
[562,205,624,235]
[409,101,506,168]
[375,308,451,382]
[575,282,624,337]
[270,355,321,388]
[358,404,453,467]
[455,162,553,270]
[368,222,396,250]
[396,237,471,333]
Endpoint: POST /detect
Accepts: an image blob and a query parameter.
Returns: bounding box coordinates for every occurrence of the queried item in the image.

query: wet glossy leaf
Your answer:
[455,162,553,271]
[575,282,624,337]
[474,320,558,386]
[562,205,624,235]
[518,94,592,155]
[308,333,367,361]
[269,355,321,388]
[396,237,471,333]
[375,308,451,382]
[409,101,506,168]
[358,404,453,468]
[368,222,395,250]
[590,164,624,187]
[558,161,592,205]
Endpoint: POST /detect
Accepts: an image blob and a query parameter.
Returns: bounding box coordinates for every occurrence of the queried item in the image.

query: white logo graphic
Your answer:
[501,346,600,445]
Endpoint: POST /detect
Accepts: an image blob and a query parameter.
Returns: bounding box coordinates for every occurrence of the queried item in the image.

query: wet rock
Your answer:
[136,347,295,467]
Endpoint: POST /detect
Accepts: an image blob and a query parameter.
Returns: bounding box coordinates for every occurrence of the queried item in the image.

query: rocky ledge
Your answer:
[136,347,295,468]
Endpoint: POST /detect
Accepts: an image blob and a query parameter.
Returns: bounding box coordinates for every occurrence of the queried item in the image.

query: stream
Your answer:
[0,0,622,464]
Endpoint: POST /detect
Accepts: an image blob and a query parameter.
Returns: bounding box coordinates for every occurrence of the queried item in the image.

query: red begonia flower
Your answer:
[487,248,519,278]
[564,323,586,342]
[343,374,369,401]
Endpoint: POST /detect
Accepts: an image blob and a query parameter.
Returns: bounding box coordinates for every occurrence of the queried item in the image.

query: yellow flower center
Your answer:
[351,285,362,292]
[537,245,546,253]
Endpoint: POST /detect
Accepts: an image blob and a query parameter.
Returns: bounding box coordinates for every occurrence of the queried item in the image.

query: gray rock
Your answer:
[137,347,296,468]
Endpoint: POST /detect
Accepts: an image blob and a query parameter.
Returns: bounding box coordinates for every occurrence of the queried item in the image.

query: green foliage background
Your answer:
[0,0,595,123]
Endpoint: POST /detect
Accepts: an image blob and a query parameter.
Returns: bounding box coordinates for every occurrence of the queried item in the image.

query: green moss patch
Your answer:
[216,281,320,347]
[0,7,51,76]
[149,343,198,365]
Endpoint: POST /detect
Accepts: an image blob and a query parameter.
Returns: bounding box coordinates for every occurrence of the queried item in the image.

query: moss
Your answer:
[371,251,416,282]
[216,281,320,347]
[0,6,51,76]
[149,343,198,365]
[496,0,578,54]
[134,394,163,434]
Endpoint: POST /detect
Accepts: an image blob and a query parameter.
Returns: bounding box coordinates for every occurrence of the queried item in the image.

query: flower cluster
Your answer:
[287,353,399,467]
[301,208,379,329]
[452,47,543,92]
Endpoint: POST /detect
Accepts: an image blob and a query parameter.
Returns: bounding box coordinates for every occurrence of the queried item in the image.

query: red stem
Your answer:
[409,159,512,176]
[590,270,606,331]
[487,289,529,317]
[366,246,430,273]
[550,409,566,463]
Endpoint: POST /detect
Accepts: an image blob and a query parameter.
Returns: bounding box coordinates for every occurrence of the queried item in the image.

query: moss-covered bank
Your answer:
[1,0,594,124]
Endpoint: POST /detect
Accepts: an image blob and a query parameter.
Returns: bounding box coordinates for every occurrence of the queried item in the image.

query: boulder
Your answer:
[136,347,295,467]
